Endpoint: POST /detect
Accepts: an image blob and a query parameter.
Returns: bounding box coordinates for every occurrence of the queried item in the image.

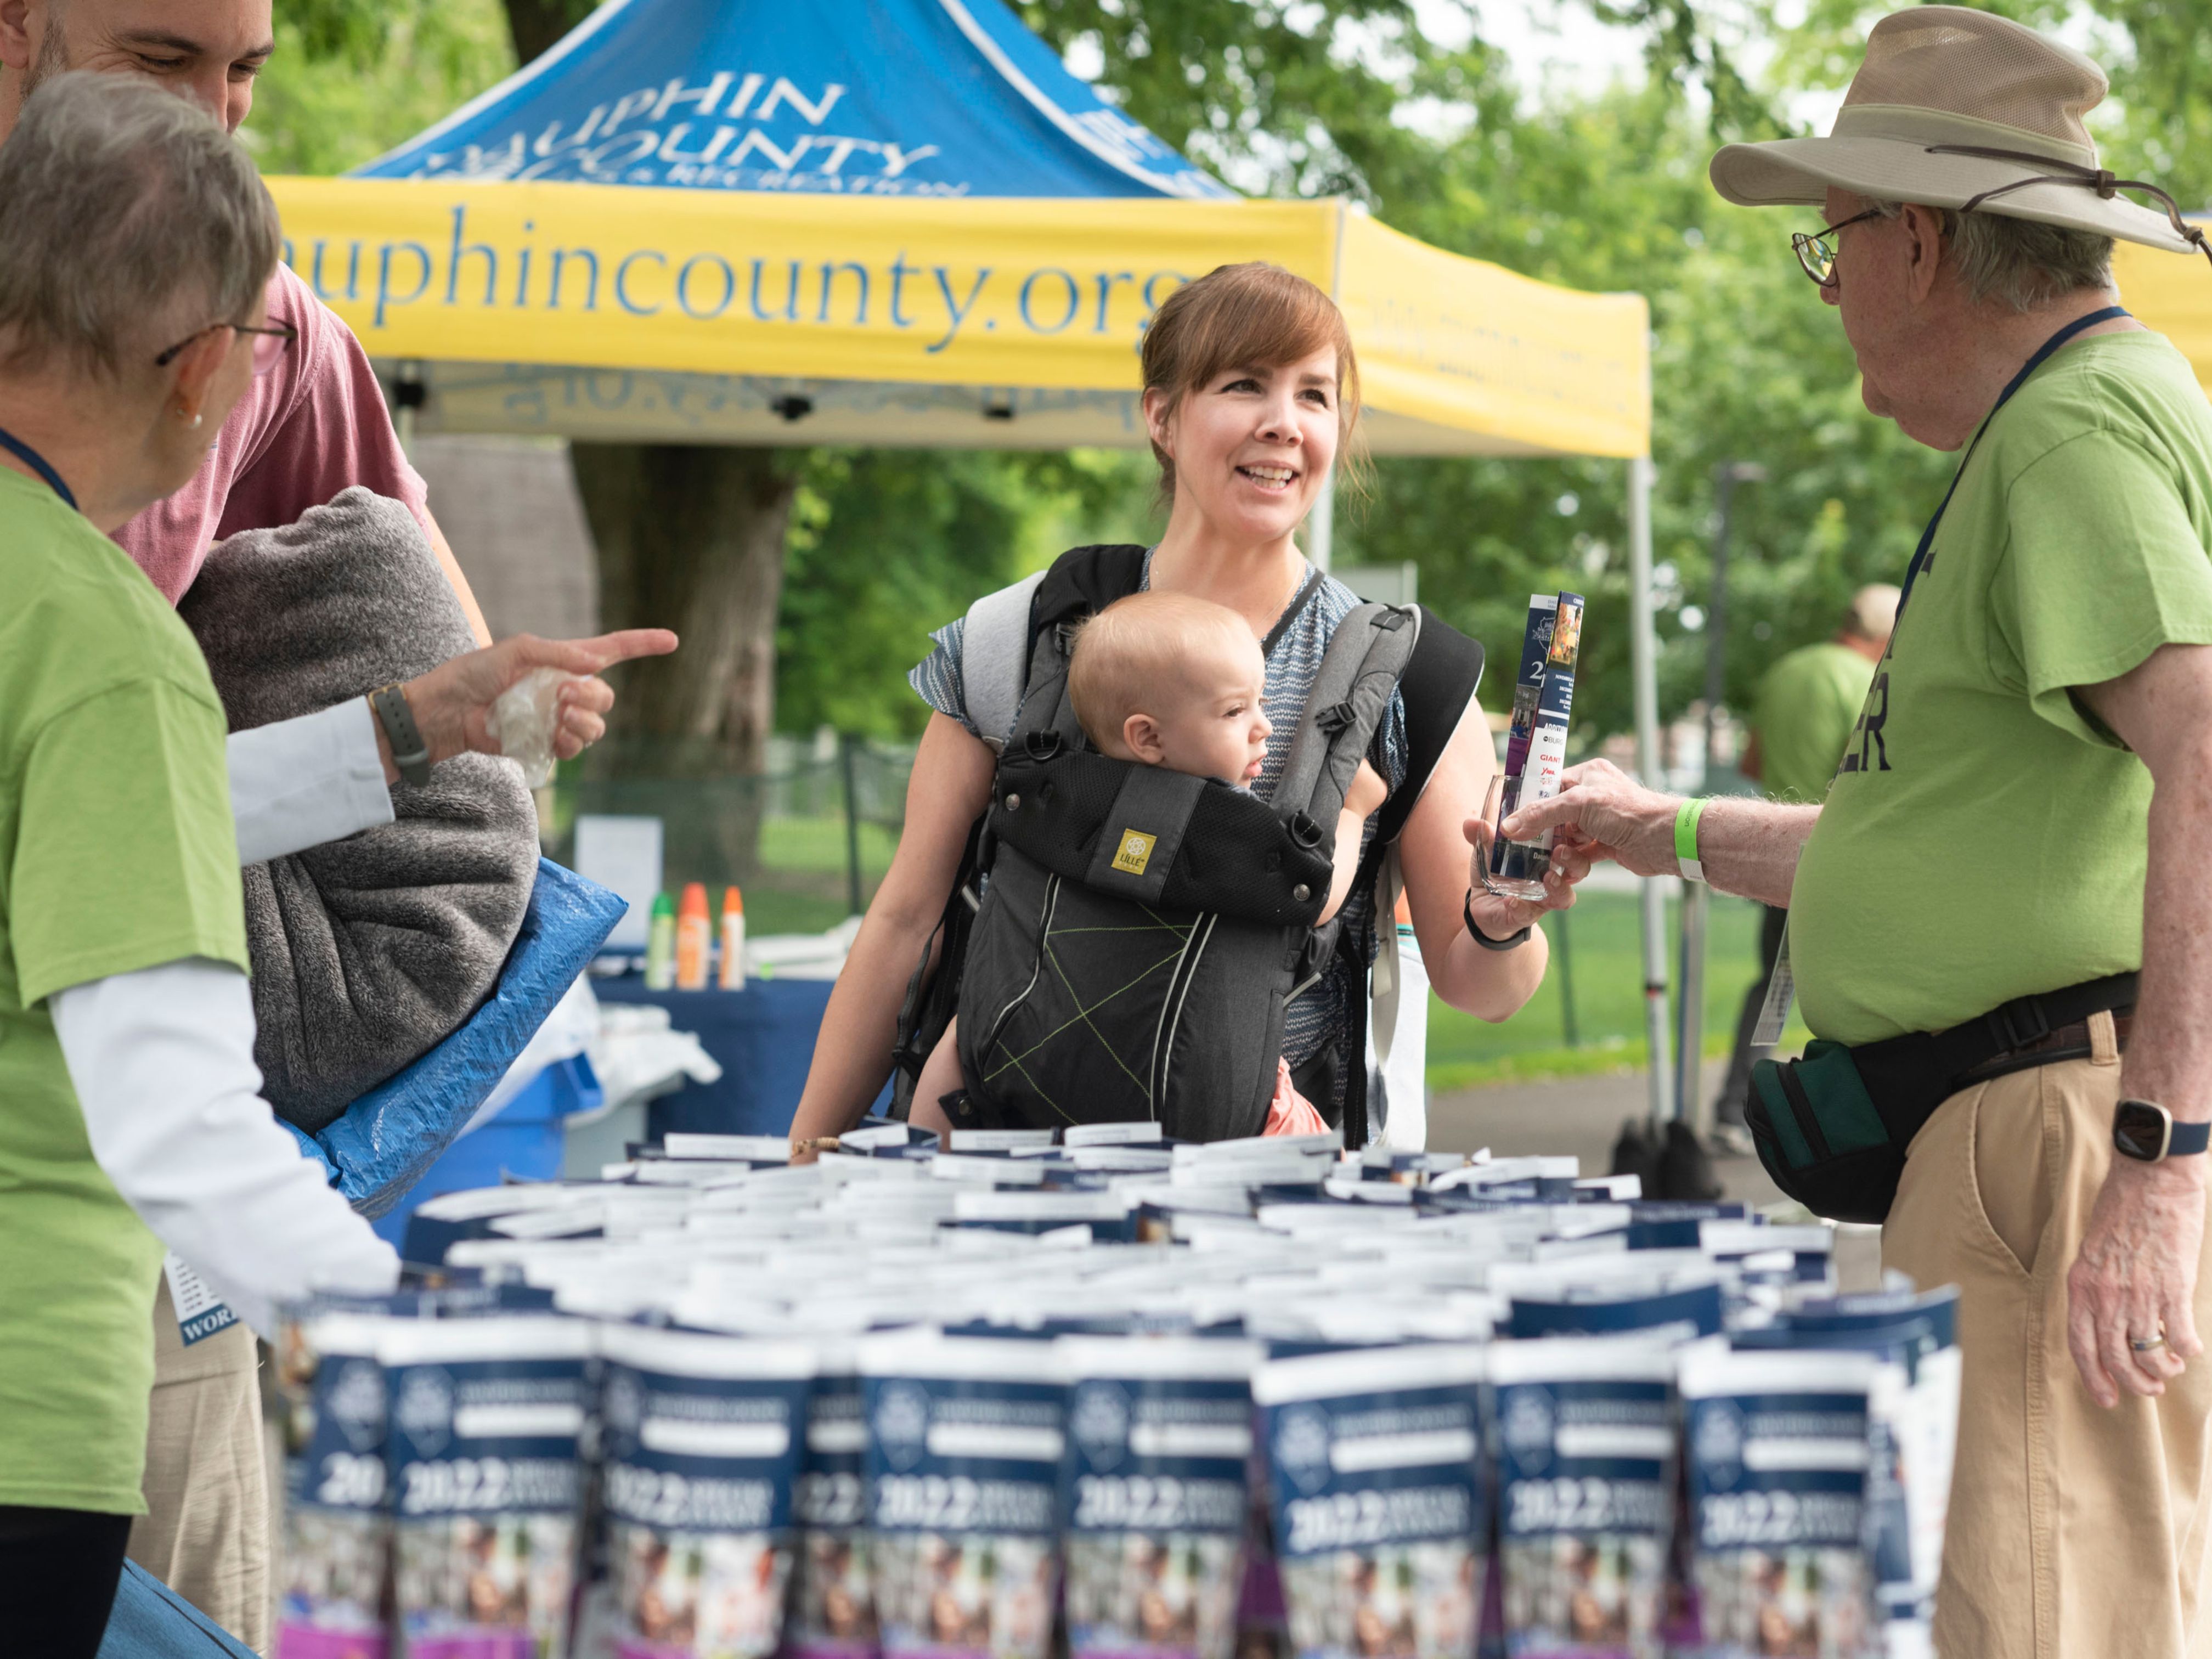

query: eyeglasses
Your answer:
[1791,207,1885,287]
[153,319,299,375]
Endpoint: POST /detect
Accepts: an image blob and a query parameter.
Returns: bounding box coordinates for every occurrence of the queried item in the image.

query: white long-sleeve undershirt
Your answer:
[227,697,394,865]
[42,699,404,1336]
[52,960,399,1337]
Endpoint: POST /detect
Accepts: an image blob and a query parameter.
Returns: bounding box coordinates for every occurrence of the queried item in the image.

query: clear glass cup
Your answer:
[1480,772,1552,901]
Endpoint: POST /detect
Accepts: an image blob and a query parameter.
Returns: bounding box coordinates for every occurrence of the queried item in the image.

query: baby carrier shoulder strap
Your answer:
[894,546,1151,1116]
[958,545,1149,748]
[1274,601,1421,829]
[1313,606,1485,1150]
[959,572,1046,753]
[1369,607,1486,855]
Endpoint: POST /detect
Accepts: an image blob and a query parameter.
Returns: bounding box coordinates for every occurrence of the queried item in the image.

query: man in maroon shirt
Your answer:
[0,0,493,641]
[0,1,496,1641]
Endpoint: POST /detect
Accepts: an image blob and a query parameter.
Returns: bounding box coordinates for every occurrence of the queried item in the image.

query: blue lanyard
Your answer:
[1894,304,2129,619]
[0,421,76,512]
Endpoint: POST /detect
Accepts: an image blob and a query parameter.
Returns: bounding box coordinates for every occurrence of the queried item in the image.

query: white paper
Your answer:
[163,1252,238,1347]
[1752,918,1796,1046]
[573,814,663,950]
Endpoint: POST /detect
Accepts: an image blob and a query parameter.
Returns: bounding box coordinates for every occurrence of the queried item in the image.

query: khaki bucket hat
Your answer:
[1711,6,2207,259]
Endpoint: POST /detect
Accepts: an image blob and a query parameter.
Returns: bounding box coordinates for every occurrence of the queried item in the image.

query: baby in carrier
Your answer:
[911,589,1386,1137]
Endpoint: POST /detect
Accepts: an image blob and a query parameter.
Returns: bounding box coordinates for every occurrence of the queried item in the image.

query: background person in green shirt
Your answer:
[1505,12,2212,1657]
[1711,583,1897,1145]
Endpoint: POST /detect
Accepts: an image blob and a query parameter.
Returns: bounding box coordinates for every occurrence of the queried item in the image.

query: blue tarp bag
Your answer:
[97,1561,256,1657]
[286,857,625,1217]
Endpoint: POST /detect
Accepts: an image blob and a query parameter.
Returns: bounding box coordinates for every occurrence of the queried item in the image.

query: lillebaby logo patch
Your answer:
[1111,830,1156,875]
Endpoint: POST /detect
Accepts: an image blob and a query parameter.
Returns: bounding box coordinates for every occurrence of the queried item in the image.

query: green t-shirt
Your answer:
[0,469,249,1514]
[1792,331,2212,1045]
[1753,641,1877,805]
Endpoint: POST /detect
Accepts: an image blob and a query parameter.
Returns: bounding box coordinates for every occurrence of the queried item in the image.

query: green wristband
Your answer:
[1674,797,1709,882]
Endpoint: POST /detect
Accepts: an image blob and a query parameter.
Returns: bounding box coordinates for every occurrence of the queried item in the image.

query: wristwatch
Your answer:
[2113,1098,2211,1163]
[368,682,432,787]
[1464,893,1532,951]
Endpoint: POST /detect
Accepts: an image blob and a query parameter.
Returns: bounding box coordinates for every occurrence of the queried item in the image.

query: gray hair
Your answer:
[0,72,280,380]
[1872,200,2113,313]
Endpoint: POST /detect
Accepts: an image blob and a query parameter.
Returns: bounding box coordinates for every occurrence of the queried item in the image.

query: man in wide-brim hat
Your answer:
[1506,9,2212,1657]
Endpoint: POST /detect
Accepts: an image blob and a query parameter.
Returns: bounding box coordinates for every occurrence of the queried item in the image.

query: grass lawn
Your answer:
[1426,890,1810,1089]
[737,815,899,939]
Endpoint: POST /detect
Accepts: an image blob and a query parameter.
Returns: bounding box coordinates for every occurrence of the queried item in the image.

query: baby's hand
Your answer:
[1345,759,1387,820]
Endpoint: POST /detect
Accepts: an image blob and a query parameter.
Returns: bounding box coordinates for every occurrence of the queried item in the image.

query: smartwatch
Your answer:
[2113,1099,2211,1163]
[368,682,433,787]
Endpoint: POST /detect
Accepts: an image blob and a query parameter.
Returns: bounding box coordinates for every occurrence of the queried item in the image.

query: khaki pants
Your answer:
[1884,1018,2212,1659]
[128,1276,270,1655]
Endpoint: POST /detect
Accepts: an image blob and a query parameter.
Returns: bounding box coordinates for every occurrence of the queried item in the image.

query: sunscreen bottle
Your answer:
[643,891,678,990]
[718,884,747,991]
[674,882,711,991]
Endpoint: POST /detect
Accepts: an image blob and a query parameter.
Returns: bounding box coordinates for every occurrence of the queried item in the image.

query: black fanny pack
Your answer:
[1748,972,2137,1224]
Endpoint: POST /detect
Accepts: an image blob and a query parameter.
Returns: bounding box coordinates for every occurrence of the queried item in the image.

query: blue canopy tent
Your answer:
[358,0,1235,200]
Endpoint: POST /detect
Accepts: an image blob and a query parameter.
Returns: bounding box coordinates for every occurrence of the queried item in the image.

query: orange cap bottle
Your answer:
[674,881,712,990]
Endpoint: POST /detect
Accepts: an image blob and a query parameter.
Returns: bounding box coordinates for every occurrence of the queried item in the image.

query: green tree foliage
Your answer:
[777,450,1152,738]
[249,0,516,175]
[1013,0,1499,204]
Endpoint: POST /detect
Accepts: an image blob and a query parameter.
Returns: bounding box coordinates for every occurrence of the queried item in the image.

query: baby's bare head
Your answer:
[1067,592,1271,782]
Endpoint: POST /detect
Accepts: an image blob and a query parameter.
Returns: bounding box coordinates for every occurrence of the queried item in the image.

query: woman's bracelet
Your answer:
[1464,892,1532,951]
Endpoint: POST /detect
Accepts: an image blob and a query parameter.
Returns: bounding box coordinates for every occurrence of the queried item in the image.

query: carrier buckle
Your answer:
[1314,701,1357,737]
[1287,811,1325,850]
[1023,729,1063,761]
[1989,995,2052,1053]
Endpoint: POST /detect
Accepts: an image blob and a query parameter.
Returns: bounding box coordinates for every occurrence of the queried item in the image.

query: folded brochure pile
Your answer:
[273,1122,1957,1659]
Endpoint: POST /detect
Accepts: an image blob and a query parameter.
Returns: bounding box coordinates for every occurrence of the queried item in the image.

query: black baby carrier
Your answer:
[891,546,1483,1145]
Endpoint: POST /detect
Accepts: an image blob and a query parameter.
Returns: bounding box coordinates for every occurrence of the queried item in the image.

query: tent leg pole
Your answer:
[1307,465,1334,573]
[1627,454,1675,1125]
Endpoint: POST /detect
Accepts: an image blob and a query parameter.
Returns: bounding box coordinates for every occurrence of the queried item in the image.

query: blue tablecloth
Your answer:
[592,974,884,1137]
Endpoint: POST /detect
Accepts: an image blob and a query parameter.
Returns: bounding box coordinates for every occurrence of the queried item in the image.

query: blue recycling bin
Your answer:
[591,974,881,1138]
[369,1053,603,1249]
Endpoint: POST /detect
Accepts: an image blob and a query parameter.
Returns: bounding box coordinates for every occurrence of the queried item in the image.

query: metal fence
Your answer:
[544,734,917,939]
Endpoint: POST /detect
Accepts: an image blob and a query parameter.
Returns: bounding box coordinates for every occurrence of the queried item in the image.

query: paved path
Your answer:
[1428,1070,1784,1204]
[1425,1070,1885,1291]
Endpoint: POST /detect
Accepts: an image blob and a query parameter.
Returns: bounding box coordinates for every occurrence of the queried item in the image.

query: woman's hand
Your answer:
[1462,811,1578,939]
[383,629,680,780]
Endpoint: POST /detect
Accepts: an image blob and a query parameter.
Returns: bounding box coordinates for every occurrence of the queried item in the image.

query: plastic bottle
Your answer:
[674,882,712,991]
[643,891,678,990]
[718,884,747,991]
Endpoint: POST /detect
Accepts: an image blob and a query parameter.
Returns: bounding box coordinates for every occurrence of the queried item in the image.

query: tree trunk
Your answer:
[568,444,799,888]
[497,4,803,891]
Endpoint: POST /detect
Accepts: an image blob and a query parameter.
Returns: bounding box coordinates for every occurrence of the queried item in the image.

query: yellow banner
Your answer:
[1338,213,1650,459]
[264,178,1650,458]
[2114,238,2212,399]
[267,178,1333,387]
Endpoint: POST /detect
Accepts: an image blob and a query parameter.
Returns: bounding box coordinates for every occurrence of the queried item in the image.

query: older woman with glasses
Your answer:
[0,74,672,1653]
